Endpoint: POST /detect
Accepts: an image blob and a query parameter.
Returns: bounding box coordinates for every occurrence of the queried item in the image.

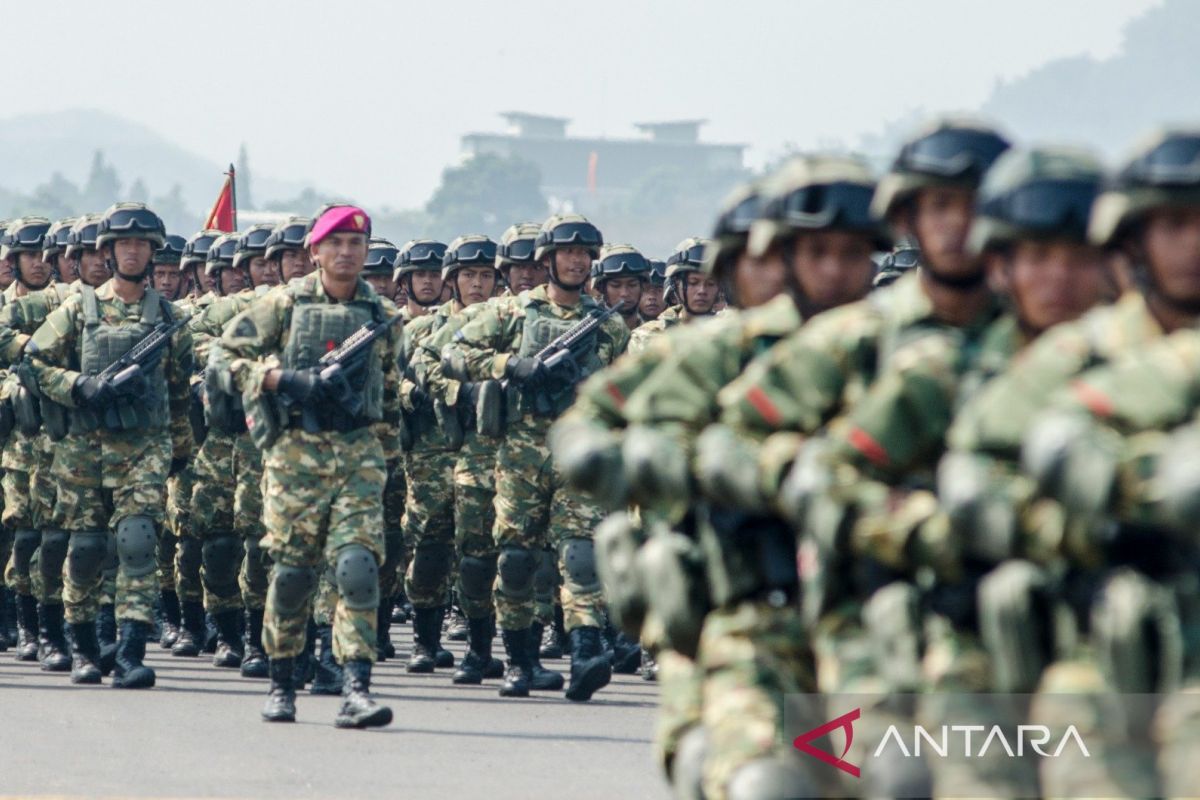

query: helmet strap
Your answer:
[547,251,587,292]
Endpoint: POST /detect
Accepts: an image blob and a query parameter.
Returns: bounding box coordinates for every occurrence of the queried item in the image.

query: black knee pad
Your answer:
[409,542,451,596]
[201,534,242,593]
[115,515,158,578]
[497,546,536,600]
[335,545,380,611]
[39,529,69,579]
[177,536,203,577]
[66,531,108,584]
[558,536,602,595]
[458,554,497,603]
[12,529,39,576]
[270,564,318,615]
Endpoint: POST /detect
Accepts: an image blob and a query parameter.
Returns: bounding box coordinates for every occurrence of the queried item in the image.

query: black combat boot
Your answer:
[406,606,440,673]
[335,659,393,729]
[445,603,468,642]
[640,648,658,681]
[111,621,156,689]
[202,613,218,654]
[433,606,455,668]
[453,616,504,684]
[14,593,38,661]
[376,604,395,661]
[171,600,205,657]
[292,619,316,689]
[538,618,563,659]
[498,627,533,698]
[605,622,642,675]
[159,589,181,649]
[565,626,611,702]
[69,622,102,684]
[309,625,343,695]
[241,607,268,679]
[528,621,565,691]
[97,603,117,674]
[391,591,412,624]
[0,587,11,651]
[38,603,71,672]
[262,657,296,723]
[211,609,244,668]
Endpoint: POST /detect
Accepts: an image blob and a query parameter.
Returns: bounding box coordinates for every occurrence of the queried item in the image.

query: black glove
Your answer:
[503,356,543,385]
[73,375,114,409]
[168,456,189,477]
[276,368,324,404]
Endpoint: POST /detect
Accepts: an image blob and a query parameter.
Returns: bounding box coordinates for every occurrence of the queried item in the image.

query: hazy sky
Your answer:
[4,0,1159,209]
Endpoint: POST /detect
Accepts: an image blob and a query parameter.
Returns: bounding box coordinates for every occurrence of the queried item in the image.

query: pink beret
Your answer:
[309,205,371,246]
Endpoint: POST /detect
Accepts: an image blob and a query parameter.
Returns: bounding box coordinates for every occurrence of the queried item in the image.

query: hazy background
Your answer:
[0,0,1189,254]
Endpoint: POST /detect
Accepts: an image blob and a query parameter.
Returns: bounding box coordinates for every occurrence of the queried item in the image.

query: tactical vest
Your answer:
[279,292,385,430]
[72,285,171,433]
[516,297,605,417]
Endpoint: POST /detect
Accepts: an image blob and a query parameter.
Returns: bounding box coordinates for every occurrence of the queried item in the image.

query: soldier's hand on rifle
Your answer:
[276,367,326,404]
[503,356,544,385]
[72,375,115,409]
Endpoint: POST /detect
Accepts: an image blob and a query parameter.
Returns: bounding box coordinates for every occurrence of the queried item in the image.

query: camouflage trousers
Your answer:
[232,434,269,610]
[261,428,386,663]
[698,600,814,800]
[402,447,457,610]
[647,603,703,776]
[166,467,193,597]
[454,432,498,620]
[187,430,242,614]
[492,423,605,633]
[51,428,170,625]
[2,432,58,600]
[380,458,406,602]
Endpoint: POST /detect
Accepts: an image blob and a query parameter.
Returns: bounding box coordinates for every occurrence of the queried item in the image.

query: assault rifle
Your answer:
[296,314,402,432]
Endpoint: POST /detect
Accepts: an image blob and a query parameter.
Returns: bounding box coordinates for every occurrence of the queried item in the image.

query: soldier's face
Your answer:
[1005,240,1112,334]
[61,256,80,282]
[311,232,368,282]
[0,256,13,289]
[1143,207,1200,307]
[196,264,216,293]
[913,186,977,279]
[790,231,875,313]
[152,264,184,298]
[733,250,786,309]
[219,267,248,295]
[603,276,644,314]
[551,247,592,287]
[248,255,280,288]
[364,273,396,298]
[505,262,546,294]
[639,286,665,320]
[407,271,442,304]
[16,253,52,289]
[279,249,313,281]
[456,266,497,306]
[113,239,154,275]
[78,249,110,286]
[682,272,719,314]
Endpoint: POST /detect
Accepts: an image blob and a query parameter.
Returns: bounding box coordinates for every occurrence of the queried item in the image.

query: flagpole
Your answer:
[229,163,238,231]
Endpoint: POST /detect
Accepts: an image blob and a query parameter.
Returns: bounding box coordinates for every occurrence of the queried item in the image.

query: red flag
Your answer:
[203,164,237,232]
[587,151,598,194]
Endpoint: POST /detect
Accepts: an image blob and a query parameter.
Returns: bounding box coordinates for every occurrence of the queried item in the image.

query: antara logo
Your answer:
[793,708,861,778]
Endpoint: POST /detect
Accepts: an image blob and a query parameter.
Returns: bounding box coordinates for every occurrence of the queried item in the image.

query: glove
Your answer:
[503,356,544,385]
[168,456,189,477]
[276,368,324,404]
[73,375,114,409]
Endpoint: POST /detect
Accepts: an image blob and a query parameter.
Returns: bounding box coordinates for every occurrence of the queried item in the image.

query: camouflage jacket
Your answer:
[26,279,195,458]
[399,299,461,452]
[0,282,75,368]
[627,305,685,355]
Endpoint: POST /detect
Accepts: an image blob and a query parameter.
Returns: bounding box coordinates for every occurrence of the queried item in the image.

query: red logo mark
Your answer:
[793,707,861,778]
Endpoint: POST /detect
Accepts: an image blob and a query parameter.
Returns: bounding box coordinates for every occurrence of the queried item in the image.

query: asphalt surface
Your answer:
[0,620,667,800]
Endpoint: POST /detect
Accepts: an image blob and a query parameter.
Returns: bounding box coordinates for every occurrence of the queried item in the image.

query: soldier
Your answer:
[495,222,548,297]
[395,239,446,321]
[42,217,78,283]
[638,259,667,321]
[26,202,194,688]
[627,238,718,354]
[151,235,190,301]
[210,204,395,728]
[592,244,650,330]
[439,214,629,700]
[266,216,314,283]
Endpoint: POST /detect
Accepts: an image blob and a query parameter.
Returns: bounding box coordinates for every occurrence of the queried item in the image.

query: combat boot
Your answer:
[0,588,10,651]
[391,591,412,624]
[171,600,205,657]
[376,604,395,661]
[159,589,181,649]
[241,607,268,679]
[202,613,218,654]
[406,606,440,673]
[309,624,343,695]
[605,621,642,675]
[498,627,533,698]
[528,621,564,691]
[538,618,563,659]
[211,609,244,668]
[453,616,504,684]
[69,622,102,685]
[111,621,156,689]
[434,606,455,668]
[565,626,611,702]
[292,619,316,689]
[262,656,296,723]
[335,659,393,729]
[640,648,658,682]
[97,603,117,675]
[38,603,71,672]
[14,593,38,661]
[445,604,468,642]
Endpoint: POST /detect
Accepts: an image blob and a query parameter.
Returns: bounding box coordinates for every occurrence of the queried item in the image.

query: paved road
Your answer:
[0,620,667,799]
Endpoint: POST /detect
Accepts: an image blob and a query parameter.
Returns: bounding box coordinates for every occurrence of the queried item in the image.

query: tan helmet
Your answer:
[533,214,603,261]
[42,217,78,261]
[702,182,760,285]
[181,229,224,270]
[442,234,498,282]
[96,202,167,249]
[495,221,542,269]
[393,239,448,282]
[65,214,103,260]
[364,237,400,276]
[265,216,311,261]
[204,233,239,277]
[1,216,52,261]
[593,243,651,287]
[233,223,276,270]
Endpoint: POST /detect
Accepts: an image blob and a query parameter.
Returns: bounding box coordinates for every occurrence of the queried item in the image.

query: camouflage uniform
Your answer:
[626,305,683,355]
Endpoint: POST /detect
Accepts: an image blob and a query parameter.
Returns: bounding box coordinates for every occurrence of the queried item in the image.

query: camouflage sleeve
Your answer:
[210,291,289,400]
[189,299,234,370]
[442,299,521,381]
[412,305,483,405]
[166,324,196,459]
[26,296,83,408]
[398,321,429,413]
[375,309,403,460]
[562,336,672,431]
[0,299,30,367]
